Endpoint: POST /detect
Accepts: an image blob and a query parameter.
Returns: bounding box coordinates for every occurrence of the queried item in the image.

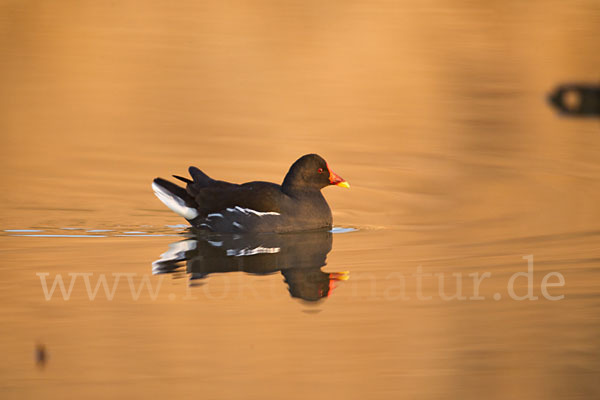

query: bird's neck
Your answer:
[281,176,323,198]
[282,184,323,198]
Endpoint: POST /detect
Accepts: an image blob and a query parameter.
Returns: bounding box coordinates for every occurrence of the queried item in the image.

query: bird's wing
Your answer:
[190,181,284,217]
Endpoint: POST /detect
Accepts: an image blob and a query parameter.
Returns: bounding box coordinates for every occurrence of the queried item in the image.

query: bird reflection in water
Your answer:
[152,229,349,302]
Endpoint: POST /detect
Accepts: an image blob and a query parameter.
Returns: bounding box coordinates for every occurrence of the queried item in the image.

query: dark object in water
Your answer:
[35,343,47,368]
[152,230,349,302]
[548,84,600,117]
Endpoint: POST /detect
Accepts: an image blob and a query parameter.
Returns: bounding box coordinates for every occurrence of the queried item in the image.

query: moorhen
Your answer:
[152,154,349,233]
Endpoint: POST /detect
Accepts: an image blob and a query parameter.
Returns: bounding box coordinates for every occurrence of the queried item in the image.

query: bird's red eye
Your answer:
[317,168,324,173]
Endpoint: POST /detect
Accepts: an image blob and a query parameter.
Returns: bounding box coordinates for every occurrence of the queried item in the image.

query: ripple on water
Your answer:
[9,234,109,238]
[3,229,43,233]
[330,227,358,234]
[2,225,358,238]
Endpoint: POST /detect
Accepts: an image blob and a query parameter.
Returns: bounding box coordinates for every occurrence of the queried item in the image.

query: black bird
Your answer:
[152,154,349,233]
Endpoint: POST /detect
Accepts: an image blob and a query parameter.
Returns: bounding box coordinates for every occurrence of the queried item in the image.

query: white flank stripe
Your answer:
[152,182,199,220]
[226,206,280,217]
[207,213,224,218]
[234,206,249,215]
[245,209,280,217]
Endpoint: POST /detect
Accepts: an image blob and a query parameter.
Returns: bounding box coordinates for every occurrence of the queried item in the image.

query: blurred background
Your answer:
[0,1,599,399]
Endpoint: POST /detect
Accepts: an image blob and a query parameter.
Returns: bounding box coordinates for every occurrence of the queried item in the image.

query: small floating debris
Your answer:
[86,229,113,233]
[122,231,146,234]
[35,342,47,368]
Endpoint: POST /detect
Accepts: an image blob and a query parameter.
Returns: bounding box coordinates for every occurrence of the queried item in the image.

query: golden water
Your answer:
[1,1,599,399]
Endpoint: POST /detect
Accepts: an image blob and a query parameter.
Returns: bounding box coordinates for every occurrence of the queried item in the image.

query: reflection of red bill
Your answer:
[327,271,350,298]
[327,164,350,188]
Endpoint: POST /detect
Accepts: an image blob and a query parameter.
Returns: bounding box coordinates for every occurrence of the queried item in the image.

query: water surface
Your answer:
[1,1,599,399]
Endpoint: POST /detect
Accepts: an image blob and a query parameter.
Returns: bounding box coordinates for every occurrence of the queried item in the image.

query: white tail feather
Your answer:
[152,182,199,220]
